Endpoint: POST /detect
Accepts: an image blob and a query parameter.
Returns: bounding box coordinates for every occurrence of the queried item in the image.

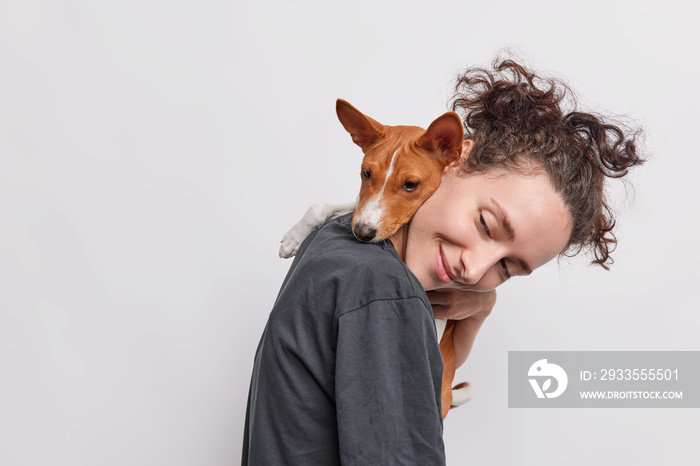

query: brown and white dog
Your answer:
[280,99,472,418]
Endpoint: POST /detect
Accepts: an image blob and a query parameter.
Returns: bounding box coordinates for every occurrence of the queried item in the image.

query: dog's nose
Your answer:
[354,224,377,242]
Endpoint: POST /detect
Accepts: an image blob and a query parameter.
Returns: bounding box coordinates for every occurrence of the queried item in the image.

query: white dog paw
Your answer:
[451,382,473,408]
[278,202,355,258]
[279,229,303,258]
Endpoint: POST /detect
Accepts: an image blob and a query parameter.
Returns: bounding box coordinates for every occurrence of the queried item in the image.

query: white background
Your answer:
[1,1,698,465]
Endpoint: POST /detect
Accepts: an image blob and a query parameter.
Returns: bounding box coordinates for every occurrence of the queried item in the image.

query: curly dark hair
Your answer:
[450,59,645,269]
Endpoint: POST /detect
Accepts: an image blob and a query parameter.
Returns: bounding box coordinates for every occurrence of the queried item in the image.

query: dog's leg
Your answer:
[438,320,473,417]
[439,320,457,418]
[279,200,357,258]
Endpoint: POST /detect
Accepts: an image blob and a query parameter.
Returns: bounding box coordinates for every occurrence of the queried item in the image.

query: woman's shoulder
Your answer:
[304,214,404,274]
[291,213,427,308]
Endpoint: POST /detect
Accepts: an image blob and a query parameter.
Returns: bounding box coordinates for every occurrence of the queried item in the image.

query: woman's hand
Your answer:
[427,289,497,368]
[428,289,496,320]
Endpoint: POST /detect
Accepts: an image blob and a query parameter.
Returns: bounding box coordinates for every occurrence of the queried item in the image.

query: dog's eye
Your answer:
[362,170,371,180]
[403,181,419,192]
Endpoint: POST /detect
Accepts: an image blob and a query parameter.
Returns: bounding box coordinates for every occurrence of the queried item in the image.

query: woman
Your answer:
[242,59,644,465]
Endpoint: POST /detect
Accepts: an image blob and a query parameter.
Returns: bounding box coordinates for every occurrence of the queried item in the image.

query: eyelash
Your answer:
[480,212,511,279]
[500,259,511,279]
[479,213,491,237]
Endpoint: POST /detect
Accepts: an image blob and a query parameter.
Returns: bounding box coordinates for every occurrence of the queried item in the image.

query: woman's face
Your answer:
[393,157,572,293]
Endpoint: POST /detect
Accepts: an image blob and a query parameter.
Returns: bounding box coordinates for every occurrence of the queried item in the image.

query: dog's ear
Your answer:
[417,112,464,165]
[336,99,385,149]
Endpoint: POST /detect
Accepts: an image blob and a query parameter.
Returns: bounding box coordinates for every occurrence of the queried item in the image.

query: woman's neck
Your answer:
[388,225,408,262]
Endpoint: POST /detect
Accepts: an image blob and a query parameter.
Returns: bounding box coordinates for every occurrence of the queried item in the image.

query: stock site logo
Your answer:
[528,359,568,399]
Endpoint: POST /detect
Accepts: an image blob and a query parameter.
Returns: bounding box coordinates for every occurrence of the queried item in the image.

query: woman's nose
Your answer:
[460,248,502,285]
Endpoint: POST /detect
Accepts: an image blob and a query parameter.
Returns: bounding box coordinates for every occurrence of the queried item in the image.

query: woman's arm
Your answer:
[335,298,446,465]
[428,289,496,368]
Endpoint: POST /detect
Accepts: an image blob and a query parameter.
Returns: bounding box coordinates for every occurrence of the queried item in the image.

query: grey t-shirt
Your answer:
[242,214,445,465]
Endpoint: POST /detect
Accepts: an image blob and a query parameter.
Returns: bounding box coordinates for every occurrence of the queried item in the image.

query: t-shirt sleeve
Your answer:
[334,297,446,465]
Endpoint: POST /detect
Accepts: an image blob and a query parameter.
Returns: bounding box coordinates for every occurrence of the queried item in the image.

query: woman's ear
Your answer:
[461,140,474,158]
[445,140,473,173]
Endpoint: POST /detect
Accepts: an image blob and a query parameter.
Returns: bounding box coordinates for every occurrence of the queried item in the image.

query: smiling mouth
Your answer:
[436,244,455,283]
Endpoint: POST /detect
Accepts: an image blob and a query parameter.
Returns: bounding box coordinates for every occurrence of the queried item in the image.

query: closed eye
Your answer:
[500,259,511,279]
[479,212,491,237]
